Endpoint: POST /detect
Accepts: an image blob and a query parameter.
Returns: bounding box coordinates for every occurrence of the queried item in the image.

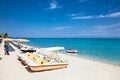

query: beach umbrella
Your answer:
[13,39,30,42]
[3,38,13,42]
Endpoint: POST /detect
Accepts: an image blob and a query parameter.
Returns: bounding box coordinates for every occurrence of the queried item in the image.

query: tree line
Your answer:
[0,33,8,38]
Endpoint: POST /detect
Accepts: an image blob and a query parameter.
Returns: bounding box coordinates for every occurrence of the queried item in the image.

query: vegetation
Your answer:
[0,33,2,38]
[0,33,8,38]
[3,33,8,38]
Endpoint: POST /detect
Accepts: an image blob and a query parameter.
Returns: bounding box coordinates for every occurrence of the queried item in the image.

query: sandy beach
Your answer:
[1,0,120,79]
[0,43,120,80]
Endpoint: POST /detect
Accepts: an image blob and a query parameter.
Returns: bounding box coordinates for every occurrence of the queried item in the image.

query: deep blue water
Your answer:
[24,38,120,65]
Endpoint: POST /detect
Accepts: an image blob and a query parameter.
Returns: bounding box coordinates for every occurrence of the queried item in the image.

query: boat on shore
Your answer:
[28,63,68,72]
[67,48,79,53]
[17,46,68,72]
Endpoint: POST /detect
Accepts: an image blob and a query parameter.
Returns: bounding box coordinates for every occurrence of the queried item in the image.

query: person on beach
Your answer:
[4,43,10,55]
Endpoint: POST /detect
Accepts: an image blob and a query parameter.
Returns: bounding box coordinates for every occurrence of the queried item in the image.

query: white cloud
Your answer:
[105,12,120,17]
[94,23,120,29]
[70,12,120,19]
[50,0,57,9]
[93,23,120,37]
[47,0,62,10]
[69,23,120,37]
[67,13,84,17]
[87,23,120,37]
[68,14,77,17]
[97,12,120,18]
[71,16,94,19]
[51,27,72,30]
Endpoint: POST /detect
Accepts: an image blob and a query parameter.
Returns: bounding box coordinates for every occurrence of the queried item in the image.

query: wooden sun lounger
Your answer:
[28,63,68,72]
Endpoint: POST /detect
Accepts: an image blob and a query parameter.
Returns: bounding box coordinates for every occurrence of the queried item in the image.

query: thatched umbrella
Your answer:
[3,38,13,42]
[13,39,30,42]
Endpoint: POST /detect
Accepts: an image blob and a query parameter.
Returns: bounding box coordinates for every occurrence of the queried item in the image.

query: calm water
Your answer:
[24,38,120,65]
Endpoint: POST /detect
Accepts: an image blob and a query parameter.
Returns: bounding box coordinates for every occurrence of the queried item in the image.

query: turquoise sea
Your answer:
[24,38,120,65]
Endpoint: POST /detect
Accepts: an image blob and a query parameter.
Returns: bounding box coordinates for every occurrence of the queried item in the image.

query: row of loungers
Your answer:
[18,50,68,72]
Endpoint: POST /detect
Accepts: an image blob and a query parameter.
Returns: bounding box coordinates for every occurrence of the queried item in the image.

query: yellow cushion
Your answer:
[28,55,36,60]
[31,55,38,61]
[25,53,35,60]
[34,58,46,65]
[25,52,31,57]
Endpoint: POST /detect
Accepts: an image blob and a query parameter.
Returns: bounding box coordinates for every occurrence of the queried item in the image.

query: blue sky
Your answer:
[0,0,120,38]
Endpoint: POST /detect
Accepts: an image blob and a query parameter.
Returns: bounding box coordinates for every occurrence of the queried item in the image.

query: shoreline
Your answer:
[23,38,120,67]
[10,41,120,67]
[0,42,120,80]
[17,42,120,67]
[63,53,120,68]
[66,53,120,67]
[18,43,120,67]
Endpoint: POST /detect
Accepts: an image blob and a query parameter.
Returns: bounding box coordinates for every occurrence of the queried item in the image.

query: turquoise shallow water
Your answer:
[24,38,120,65]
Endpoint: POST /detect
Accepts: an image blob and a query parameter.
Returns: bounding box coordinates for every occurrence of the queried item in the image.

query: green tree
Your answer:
[3,33,8,38]
[0,33,2,38]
